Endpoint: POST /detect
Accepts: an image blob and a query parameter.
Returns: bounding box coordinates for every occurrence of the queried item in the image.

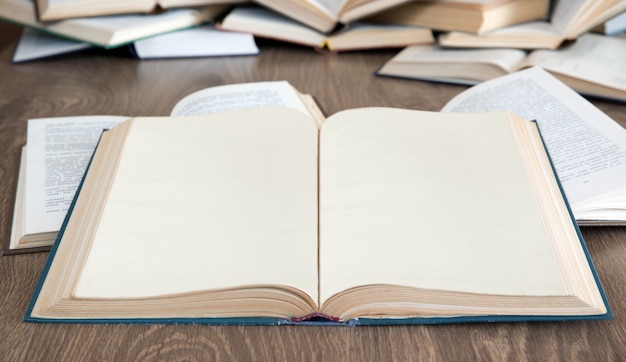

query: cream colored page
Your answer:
[74,109,319,300]
[319,108,565,305]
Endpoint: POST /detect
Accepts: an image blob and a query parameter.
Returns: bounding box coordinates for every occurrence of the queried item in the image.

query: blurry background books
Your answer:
[1,0,625,71]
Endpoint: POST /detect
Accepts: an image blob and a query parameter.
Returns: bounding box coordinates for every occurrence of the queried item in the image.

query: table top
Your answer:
[1,21,625,361]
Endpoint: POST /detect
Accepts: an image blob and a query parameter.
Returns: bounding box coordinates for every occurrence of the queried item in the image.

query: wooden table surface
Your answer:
[1,21,625,361]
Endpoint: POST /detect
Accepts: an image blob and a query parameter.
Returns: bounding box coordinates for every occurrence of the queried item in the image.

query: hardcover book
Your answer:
[25,102,610,324]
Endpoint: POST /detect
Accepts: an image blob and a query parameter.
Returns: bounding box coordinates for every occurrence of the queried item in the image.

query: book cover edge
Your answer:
[530,119,613,320]
[23,120,614,325]
[23,129,110,320]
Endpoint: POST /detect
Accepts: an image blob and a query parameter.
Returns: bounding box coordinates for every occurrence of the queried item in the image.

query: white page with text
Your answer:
[24,116,127,236]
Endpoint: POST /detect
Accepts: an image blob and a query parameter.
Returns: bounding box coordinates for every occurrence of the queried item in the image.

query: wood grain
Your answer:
[0,21,624,361]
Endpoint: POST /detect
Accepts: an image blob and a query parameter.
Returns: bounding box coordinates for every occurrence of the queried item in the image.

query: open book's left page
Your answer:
[30,108,320,320]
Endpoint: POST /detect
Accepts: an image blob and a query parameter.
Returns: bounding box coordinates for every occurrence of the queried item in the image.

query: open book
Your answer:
[377,33,626,102]
[218,6,433,52]
[0,0,228,48]
[438,0,626,49]
[252,0,413,33]
[26,84,609,324]
[370,0,550,34]
[35,0,244,21]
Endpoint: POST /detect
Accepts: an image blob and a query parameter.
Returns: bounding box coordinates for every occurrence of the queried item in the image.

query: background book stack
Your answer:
[377,33,626,102]
[437,0,626,49]
[33,0,244,20]
[374,0,626,103]
[0,0,234,48]
[252,0,415,33]
[0,0,440,60]
[0,0,259,61]
[217,5,434,52]
[10,25,259,62]
[5,0,626,62]
[371,0,552,33]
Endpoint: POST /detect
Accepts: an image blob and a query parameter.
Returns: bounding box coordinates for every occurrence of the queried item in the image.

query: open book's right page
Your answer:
[441,67,626,223]
[319,108,568,313]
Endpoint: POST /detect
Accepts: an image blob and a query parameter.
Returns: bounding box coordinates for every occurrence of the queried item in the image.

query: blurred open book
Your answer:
[34,0,245,21]
[0,0,230,48]
[438,0,626,49]
[378,33,626,102]
[370,0,550,33]
[218,6,434,52]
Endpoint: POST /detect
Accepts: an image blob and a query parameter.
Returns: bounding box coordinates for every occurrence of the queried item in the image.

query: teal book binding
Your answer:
[23,109,613,325]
